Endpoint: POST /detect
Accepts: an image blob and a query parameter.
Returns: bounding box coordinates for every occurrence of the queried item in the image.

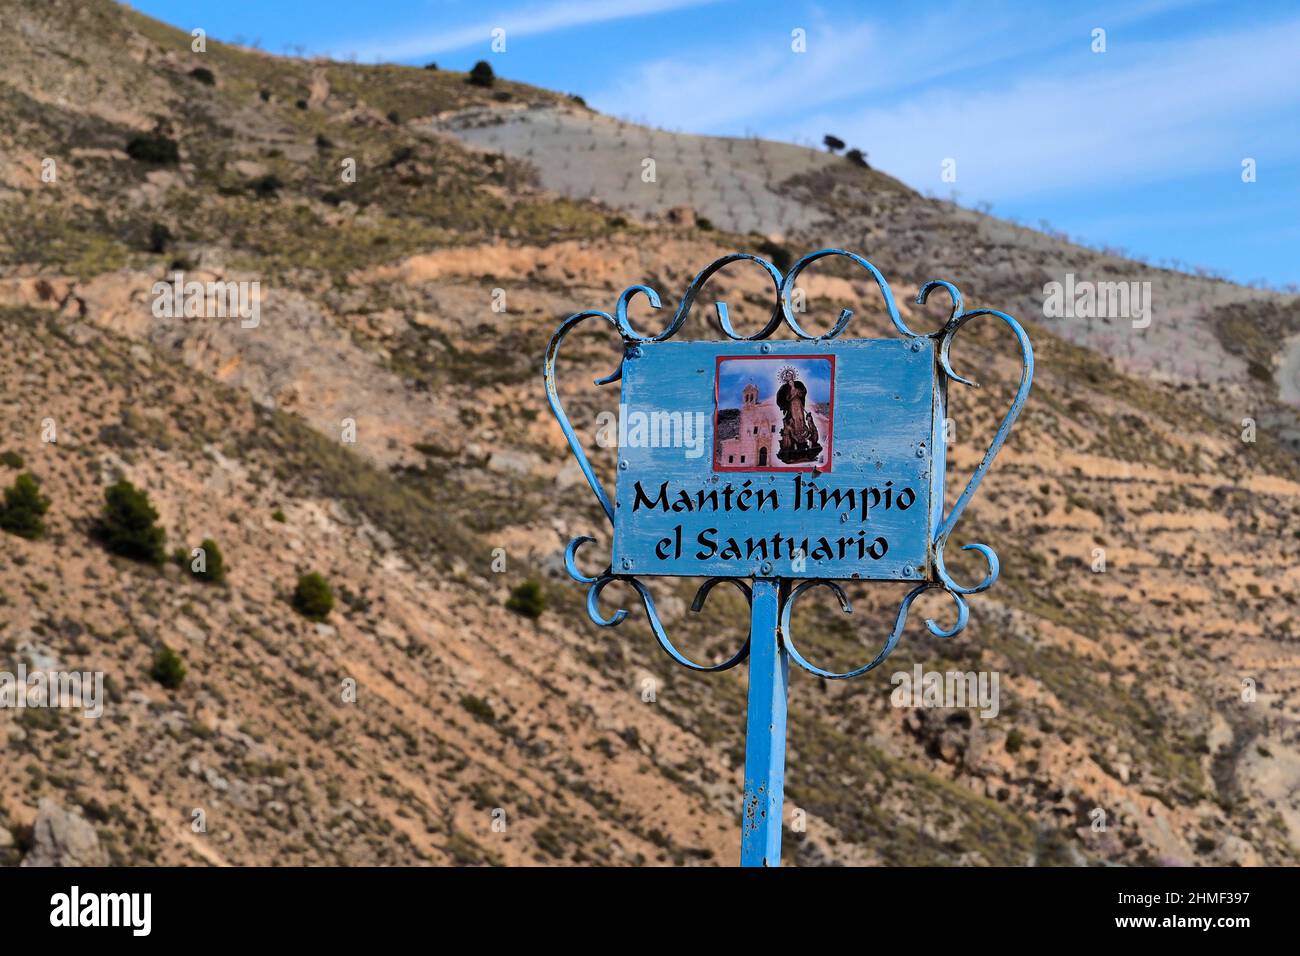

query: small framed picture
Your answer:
[713,355,835,472]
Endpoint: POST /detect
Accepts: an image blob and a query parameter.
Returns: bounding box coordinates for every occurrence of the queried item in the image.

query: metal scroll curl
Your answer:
[928,302,1035,598]
[544,250,1032,678]
[779,289,1034,678]
[563,536,751,673]
[779,580,967,681]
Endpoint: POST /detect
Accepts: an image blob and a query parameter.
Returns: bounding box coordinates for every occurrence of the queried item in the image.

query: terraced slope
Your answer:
[0,0,1296,866]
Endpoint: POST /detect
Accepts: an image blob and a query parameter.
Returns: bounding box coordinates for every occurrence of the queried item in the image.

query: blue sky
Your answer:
[134,0,1300,287]
[718,357,833,408]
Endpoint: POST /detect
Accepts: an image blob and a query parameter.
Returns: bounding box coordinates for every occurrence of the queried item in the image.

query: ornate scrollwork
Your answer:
[545,248,1032,678]
[563,537,751,672]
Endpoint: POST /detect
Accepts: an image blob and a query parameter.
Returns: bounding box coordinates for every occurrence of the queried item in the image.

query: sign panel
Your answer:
[613,339,942,580]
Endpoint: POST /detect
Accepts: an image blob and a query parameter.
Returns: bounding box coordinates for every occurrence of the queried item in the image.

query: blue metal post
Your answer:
[740,578,788,867]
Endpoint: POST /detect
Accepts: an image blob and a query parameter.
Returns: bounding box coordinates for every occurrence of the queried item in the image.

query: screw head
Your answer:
[628,346,642,359]
[916,446,926,458]
[619,459,629,470]
[902,565,915,577]
[621,557,633,570]
[910,339,923,352]
[759,561,773,575]
[760,343,771,353]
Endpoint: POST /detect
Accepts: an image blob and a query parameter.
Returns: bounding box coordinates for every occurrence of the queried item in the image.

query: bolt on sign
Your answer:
[544,249,1033,867]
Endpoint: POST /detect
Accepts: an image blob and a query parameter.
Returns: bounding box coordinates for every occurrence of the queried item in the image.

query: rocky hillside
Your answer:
[0,0,1297,866]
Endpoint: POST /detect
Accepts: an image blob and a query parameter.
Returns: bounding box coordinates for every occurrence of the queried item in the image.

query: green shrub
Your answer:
[460,694,496,723]
[271,509,287,523]
[250,174,283,198]
[0,450,23,468]
[292,572,334,621]
[845,147,870,168]
[0,473,51,540]
[189,66,216,85]
[125,133,180,165]
[468,60,495,87]
[150,644,187,689]
[1005,728,1025,754]
[757,239,793,273]
[97,479,166,565]
[147,222,172,254]
[505,579,546,619]
[386,145,415,168]
[189,538,226,584]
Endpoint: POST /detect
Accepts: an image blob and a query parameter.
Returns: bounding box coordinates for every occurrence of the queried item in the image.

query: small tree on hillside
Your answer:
[505,579,546,619]
[150,644,187,689]
[0,473,51,540]
[97,479,166,565]
[758,239,793,273]
[189,538,227,584]
[823,134,845,153]
[125,133,180,165]
[468,60,495,87]
[292,572,334,621]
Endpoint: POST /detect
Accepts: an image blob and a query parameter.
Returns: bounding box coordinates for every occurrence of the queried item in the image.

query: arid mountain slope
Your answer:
[0,0,1297,866]
[441,103,1297,402]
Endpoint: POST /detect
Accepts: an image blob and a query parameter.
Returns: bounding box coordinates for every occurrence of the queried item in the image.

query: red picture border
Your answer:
[712,354,835,473]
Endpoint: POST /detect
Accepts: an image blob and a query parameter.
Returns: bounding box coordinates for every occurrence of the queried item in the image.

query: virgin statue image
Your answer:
[776,366,822,464]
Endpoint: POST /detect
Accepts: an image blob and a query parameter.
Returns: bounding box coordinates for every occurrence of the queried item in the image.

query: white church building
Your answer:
[715,382,830,470]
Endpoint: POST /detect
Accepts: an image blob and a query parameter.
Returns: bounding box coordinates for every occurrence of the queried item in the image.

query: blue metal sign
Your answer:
[614,338,941,581]
[544,249,1033,867]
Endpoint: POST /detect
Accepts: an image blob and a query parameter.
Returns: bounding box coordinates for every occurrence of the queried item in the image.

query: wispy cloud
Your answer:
[588,3,1105,133]
[590,2,1300,203]
[352,0,722,61]
[591,21,879,130]
[790,16,1300,201]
